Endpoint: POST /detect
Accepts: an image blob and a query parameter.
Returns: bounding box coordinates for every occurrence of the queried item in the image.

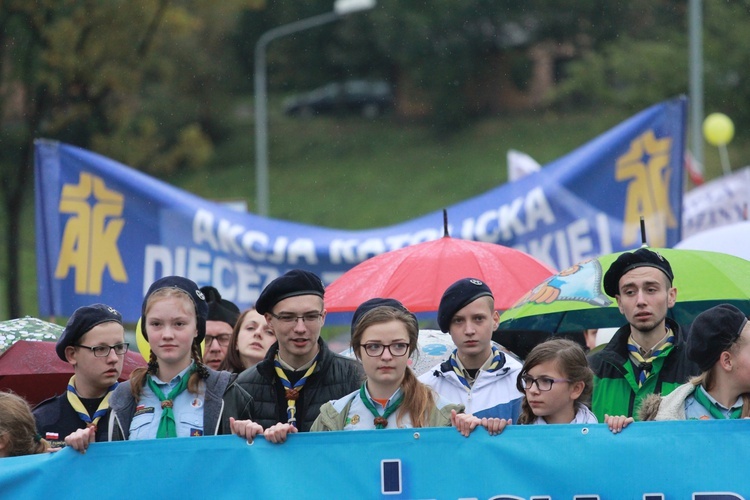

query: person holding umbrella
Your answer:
[418,278,524,422]
[589,248,700,422]
[33,304,126,449]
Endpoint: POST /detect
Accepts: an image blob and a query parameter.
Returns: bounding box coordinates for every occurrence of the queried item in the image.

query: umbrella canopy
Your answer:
[675,221,750,261]
[0,340,146,407]
[0,316,65,354]
[498,248,750,333]
[325,236,556,314]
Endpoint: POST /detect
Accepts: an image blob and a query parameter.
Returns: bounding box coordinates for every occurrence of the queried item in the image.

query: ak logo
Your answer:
[615,130,676,248]
[54,172,128,294]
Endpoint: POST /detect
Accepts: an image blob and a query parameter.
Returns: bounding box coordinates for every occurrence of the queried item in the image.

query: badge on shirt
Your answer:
[46,432,59,440]
[190,428,204,437]
[134,405,155,417]
[191,397,203,408]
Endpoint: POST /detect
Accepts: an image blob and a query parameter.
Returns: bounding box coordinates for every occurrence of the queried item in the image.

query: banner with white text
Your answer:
[35,97,686,321]
[1,422,747,499]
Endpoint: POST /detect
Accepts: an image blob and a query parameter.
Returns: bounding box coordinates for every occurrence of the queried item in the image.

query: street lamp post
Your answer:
[254,0,376,216]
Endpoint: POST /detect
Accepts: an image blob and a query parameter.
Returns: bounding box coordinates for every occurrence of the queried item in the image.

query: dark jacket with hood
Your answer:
[223,338,364,432]
[108,367,250,440]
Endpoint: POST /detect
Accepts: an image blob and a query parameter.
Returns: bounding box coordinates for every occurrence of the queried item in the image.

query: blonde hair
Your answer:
[130,287,207,400]
[0,392,50,457]
[352,306,435,428]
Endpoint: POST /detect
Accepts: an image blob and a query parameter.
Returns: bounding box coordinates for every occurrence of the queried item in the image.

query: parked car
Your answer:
[283,80,394,118]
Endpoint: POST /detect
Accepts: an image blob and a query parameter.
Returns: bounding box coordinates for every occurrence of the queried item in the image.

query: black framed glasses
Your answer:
[268,312,323,324]
[74,342,129,357]
[205,334,231,347]
[361,342,409,357]
[521,375,570,392]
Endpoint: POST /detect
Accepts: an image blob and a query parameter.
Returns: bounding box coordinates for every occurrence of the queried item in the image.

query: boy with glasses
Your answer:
[33,304,127,448]
[419,278,524,421]
[225,269,364,437]
[200,286,240,370]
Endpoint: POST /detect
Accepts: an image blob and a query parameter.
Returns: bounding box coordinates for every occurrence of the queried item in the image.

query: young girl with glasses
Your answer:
[263,304,507,442]
[515,338,598,425]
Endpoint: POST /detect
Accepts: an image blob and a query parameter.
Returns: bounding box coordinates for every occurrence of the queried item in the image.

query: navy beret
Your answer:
[687,304,748,372]
[141,276,208,342]
[200,286,240,327]
[255,269,325,315]
[437,278,494,333]
[603,248,674,297]
[351,297,413,336]
[56,304,123,361]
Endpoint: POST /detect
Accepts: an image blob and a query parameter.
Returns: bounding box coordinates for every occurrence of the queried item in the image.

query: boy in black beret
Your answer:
[225,269,364,440]
[33,304,127,448]
[200,286,241,370]
[588,248,700,422]
[639,303,750,420]
[418,278,523,422]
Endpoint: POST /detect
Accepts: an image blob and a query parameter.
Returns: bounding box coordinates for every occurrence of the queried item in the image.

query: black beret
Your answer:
[437,278,494,333]
[56,304,123,361]
[255,269,325,315]
[687,304,748,372]
[200,286,240,327]
[141,276,208,342]
[351,297,413,336]
[603,248,674,297]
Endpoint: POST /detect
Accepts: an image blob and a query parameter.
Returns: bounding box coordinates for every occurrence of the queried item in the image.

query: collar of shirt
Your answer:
[630,327,672,358]
[151,363,195,391]
[276,354,316,372]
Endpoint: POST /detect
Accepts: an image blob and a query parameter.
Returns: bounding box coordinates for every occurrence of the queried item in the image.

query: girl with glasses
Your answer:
[263,303,506,442]
[515,338,598,425]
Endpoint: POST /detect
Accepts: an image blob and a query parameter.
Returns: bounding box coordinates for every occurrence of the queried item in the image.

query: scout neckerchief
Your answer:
[692,385,742,420]
[66,375,118,428]
[627,330,674,387]
[449,345,505,392]
[146,364,196,438]
[274,354,318,428]
[359,384,404,429]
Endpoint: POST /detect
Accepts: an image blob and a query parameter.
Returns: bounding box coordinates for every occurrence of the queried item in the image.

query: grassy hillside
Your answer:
[8,102,750,323]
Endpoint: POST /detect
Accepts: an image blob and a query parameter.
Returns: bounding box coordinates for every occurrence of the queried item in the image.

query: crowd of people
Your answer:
[1,247,747,458]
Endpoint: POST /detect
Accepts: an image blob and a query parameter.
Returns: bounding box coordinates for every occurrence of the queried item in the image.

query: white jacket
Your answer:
[418,352,523,420]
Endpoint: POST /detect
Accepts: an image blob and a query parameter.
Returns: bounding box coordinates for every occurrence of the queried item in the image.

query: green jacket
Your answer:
[587,318,699,422]
[310,391,463,431]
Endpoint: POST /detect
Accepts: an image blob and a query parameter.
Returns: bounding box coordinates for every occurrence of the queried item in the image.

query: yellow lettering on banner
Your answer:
[615,130,675,247]
[54,173,128,294]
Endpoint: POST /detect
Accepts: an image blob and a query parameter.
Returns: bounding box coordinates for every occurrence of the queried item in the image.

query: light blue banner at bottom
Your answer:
[1,421,747,499]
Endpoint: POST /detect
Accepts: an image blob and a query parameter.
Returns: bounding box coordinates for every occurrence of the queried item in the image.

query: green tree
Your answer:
[0,0,255,318]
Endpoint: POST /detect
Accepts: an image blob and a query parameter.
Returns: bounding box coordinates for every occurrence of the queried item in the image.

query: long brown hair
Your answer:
[515,338,593,425]
[130,288,208,400]
[0,392,50,457]
[219,308,268,373]
[352,306,435,428]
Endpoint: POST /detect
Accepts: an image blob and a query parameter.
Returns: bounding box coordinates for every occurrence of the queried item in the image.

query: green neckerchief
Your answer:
[146,364,196,438]
[692,385,742,420]
[359,384,404,429]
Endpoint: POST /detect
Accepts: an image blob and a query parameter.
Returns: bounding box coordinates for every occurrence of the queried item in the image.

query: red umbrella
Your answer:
[325,235,556,313]
[0,340,146,407]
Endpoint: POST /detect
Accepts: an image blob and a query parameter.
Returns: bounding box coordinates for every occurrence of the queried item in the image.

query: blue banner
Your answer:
[1,421,746,499]
[35,97,686,321]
